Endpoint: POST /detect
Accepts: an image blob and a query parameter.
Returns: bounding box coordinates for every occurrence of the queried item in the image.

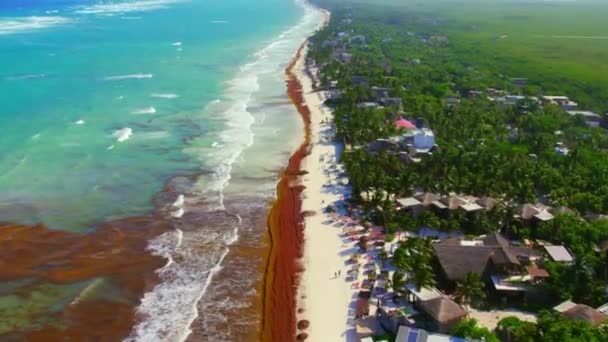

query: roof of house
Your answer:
[419,296,467,324]
[439,195,483,212]
[477,196,497,210]
[554,300,577,313]
[535,210,555,221]
[396,197,422,208]
[483,232,510,247]
[461,202,483,212]
[568,110,601,119]
[416,192,440,206]
[562,304,608,326]
[544,245,574,262]
[526,265,550,278]
[432,200,448,210]
[520,203,554,221]
[406,284,442,301]
[396,326,472,342]
[483,233,521,266]
[435,233,541,281]
[396,117,416,129]
[433,244,495,281]
[440,195,466,210]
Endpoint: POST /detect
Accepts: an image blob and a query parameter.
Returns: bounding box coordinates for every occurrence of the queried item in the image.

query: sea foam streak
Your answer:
[0,16,71,35]
[131,107,156,114]
[104,73,153,81]
[3,74,46,81]
[75,0,181,15]
[127,1,324,340]
[150,93,179,99]
[112,128,132,142]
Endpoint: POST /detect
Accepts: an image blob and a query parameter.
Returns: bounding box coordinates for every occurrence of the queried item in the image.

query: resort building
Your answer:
[543,245,574,263]
[352,75,370,88]
[541,95,579,111]
[395,193,496,218]
[371,86,391,100]
[567,110,602,127]
[404,285,467,333]
[432,233,547,295]
[395,326,472,342]
[516,203,554,223]
[554,300,608,327]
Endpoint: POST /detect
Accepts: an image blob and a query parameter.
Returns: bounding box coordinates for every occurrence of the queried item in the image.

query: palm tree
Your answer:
[409,261,436,291]
[454,272,486,315]
[392,238,436,291]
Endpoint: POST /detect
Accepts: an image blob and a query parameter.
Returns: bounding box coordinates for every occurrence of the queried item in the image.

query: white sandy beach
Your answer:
[295,39,361,340]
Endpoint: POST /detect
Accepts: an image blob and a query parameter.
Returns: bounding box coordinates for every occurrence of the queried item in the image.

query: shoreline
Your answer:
[295,28,356,341]
[262,5,330,341]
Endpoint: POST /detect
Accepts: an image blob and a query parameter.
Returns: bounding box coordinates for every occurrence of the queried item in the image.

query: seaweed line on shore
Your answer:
[261,41,310,342]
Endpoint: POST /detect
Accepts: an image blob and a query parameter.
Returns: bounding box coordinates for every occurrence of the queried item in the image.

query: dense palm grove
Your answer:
[310,1,608,340]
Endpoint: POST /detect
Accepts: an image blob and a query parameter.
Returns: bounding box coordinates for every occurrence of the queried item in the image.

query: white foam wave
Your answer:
[104,73,153,81]
[107,145,115,150]
[75,0,181,15]
[172,194,184,207]
[131,106,156,115]
[112,128,132,142]
[150,93,179,99]
[32,133,41,140]
[0,16,71,35]
[171,208,184,218]
[128,1,325,340]
[126,230,230,342]
[4,73,46,81]
[171,41,182,46]
[75,119,85,125]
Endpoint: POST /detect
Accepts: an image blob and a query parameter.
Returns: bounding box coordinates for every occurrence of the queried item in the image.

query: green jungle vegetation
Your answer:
[331,0,608,111]
[309,0,608,340]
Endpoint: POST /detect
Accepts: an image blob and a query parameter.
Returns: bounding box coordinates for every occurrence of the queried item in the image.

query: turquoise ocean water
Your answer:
[0,0,324,339]
[0,0,299,231]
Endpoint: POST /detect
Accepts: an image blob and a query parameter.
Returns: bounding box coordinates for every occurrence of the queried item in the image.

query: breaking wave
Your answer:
[0,16,71,35]
[132,107,157,115]
[113,128,133,142]
[104,73,153,81]
[126,0,325,341]
[150,93,179,99]
[75,0,182,15]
